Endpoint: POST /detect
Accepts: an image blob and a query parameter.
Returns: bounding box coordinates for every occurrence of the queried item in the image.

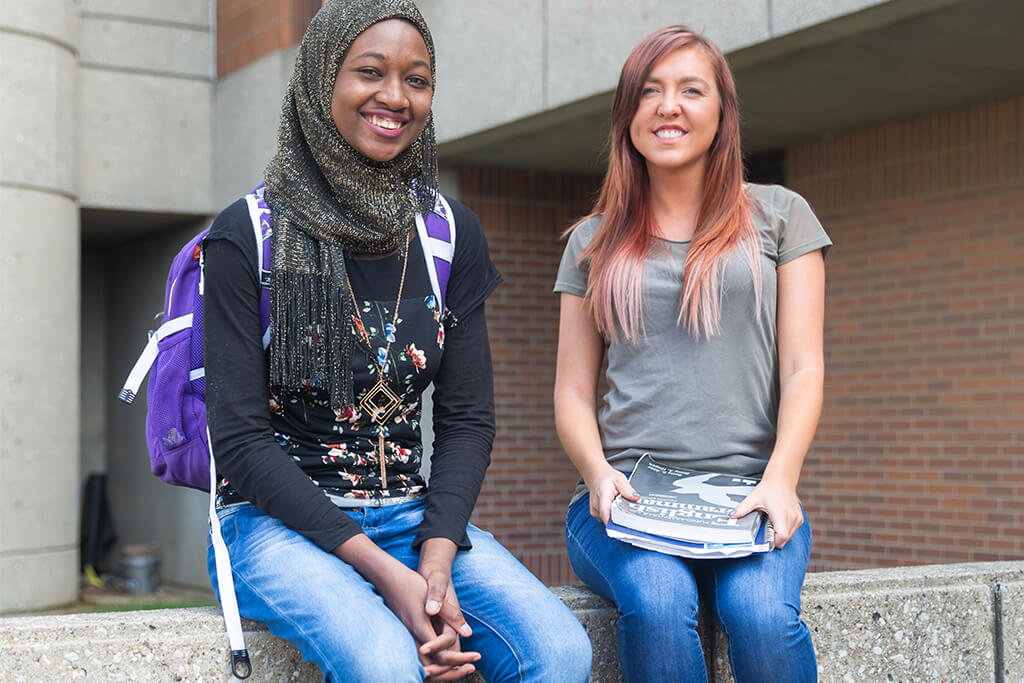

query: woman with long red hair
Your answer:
[554,25,830,682]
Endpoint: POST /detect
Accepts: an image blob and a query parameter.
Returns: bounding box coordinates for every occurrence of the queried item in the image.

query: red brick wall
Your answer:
[458,168,602,585]
[788,96,1024,571]
[217,0,321,78]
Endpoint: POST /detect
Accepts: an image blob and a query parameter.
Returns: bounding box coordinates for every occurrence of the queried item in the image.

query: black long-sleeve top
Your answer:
[202,195,501,553]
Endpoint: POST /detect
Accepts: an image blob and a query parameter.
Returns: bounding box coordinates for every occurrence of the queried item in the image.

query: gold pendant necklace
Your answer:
[346,231,411,485]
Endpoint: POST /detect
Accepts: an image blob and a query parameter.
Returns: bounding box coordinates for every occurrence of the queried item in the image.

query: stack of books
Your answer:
[607,454,774,559]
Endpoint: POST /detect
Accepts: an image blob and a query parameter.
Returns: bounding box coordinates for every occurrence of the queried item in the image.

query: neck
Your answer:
[646,159,706,242]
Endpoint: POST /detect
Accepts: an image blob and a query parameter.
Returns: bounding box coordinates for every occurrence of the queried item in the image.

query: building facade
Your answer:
[1,0,1021,612]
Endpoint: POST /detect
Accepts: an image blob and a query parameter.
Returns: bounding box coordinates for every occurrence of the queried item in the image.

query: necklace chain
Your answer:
[345,230,412,485]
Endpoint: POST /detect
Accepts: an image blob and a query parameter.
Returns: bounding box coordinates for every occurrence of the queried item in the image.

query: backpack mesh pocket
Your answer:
[146,327,207,487]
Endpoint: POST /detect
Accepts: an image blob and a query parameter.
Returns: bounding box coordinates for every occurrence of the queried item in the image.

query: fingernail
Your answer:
[426,600,441,612]
[460,624,472,637]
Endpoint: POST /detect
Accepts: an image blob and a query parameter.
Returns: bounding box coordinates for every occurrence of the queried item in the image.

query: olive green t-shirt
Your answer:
[554,184,832,503]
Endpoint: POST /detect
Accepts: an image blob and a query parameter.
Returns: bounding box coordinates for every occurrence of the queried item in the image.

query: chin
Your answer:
[360,144,403,163]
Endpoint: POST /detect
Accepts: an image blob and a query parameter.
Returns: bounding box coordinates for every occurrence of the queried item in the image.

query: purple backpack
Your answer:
[118,184,456,491]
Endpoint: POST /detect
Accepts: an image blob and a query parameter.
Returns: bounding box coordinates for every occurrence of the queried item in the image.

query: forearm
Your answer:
[763,365,823,488]
[333,533,410,587]
[554,388,611,486]
[768,249,826,491]
[417,305,493,549]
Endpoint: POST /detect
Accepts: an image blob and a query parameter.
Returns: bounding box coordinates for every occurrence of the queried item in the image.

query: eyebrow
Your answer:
[645,75,710,88]
[351,51,430,69]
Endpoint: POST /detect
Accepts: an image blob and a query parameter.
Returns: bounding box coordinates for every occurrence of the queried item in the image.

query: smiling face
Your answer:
[331,19,433,162]
[629,46,721,176]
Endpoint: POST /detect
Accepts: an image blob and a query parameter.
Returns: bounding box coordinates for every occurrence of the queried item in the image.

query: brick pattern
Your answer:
[788,96,1024,571]
[217,0,321,78]
[458,168,602,585]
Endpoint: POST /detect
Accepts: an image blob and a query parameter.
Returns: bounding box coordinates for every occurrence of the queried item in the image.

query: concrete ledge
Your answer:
[1,561,1020,682]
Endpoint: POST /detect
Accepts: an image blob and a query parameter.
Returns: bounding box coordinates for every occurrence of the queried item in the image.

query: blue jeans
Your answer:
[566,494,816,683]
[208,501,591,683]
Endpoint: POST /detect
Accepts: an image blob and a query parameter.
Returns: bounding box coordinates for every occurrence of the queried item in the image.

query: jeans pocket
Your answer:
[212,503,252,549]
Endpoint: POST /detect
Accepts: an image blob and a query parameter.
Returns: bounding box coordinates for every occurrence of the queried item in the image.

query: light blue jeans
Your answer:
[566,494,816,683]
[208,500,591,683]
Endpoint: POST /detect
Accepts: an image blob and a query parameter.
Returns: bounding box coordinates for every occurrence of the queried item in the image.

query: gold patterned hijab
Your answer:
[264,0,438,410]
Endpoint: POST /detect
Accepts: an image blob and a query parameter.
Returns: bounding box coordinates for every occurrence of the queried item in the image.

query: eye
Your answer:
[684,87,704,97]
[356,67,382,79]
[407,75,432,89]
[641,86,659,96]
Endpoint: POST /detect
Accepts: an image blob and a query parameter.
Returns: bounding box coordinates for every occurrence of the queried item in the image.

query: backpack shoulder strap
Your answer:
[415,192,456,313]
[244,184,273,349]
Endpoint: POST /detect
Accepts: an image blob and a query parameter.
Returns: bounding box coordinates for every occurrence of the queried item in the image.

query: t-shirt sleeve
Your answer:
[443,198,502,325]
[773,187,832,265]
[553,217,599,297]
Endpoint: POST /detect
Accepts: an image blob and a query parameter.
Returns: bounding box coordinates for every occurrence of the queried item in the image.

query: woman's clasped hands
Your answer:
[389,537,479,682]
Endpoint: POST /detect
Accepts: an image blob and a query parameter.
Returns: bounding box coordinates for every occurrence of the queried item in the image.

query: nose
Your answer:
[656,93,681,118]
[376,74,407,110]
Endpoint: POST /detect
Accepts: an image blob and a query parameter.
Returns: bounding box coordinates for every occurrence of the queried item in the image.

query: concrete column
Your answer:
[0,1,80,612]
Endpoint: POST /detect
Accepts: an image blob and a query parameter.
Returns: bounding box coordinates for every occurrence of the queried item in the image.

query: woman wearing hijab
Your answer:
[202,2,592,681]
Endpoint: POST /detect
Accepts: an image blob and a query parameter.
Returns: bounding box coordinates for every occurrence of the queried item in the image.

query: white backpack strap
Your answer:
[207,425,251,679]
[246,185,273,350]
[117,314,194,404]
[244,188,271,275]
[436,192,456,258]
[415,193,456,312]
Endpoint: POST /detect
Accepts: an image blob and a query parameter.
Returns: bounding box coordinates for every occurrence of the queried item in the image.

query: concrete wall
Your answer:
[69,0,216,591]
[2,562,1021,682]
[0,0,81,613]
[213,47,296,208]
[77,0,214,215]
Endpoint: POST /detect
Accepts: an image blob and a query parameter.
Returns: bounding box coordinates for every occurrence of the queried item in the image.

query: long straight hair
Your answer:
[574,25,760,342]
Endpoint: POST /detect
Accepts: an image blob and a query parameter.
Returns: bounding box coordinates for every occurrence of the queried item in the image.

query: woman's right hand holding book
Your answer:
[585,464,640,525]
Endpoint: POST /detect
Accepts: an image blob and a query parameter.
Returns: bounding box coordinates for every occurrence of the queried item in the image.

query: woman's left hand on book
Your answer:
[731,478,803,548]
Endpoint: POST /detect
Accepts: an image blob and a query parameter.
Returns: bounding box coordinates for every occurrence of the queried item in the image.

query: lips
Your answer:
[654,125,687,140]
[361,110,409,138]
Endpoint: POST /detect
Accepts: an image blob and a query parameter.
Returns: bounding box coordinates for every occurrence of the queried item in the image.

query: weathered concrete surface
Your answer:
[0,608,320,682]
[712,561,1024,683]
[1003,580,1024,682]
[2,561,1021,682]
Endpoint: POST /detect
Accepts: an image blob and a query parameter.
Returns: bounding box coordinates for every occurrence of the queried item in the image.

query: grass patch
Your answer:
[81,599,218,613]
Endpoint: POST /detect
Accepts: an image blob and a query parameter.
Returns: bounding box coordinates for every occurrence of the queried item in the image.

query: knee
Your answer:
[320,625,422,683]
[717,598,802,645]
[618,586,699,633]
[522,616,592,683]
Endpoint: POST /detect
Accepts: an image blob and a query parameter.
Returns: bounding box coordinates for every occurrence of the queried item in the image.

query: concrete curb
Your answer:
[1,561,1021,682]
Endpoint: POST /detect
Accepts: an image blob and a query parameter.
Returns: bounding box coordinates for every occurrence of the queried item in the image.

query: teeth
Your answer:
[655,129,684,139]
[369,115,403,130]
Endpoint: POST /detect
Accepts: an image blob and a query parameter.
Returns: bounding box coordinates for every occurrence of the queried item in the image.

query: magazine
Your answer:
[607,454,773,558]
